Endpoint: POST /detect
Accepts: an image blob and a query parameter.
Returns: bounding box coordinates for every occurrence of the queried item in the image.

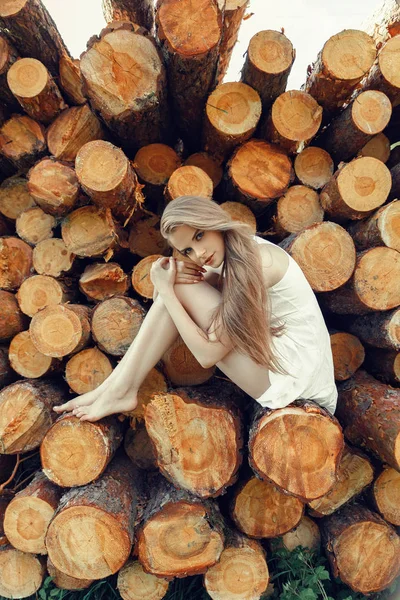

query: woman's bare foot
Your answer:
[73,388,138,422]
[53,376,113,413]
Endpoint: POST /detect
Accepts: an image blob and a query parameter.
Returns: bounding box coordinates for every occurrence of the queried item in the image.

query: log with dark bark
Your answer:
[17,274,75,317]
[16,206,56,245]
[7,58,67,124]
[216,0,249,83]
[185,152,223,189]
[9,330,60,378]
[349,308,400,350]
[0,176,35,221]
[0,33,20,111]
[304,29,376,117]
[0,545,45,599]
[279,222,356,292]
[321,504,400,594]
[364,348,400,385]
[47,557,94,591]
[124,421,157,471]
[307,445,374,517]
[294,146,334,189]
[145,384,243,498]
[30,304,91,358]
[64,347,113,395]
[3,471,61,554]
[362,34,400,106]
[320,157,392,222]
[362,0,400,45]
[0,236,33,291]
[27,157,79,217]
[47,104,105,162]
[0,291,26,341]
[102,0,154,31]
[248,400,344,502]
[330,332,365,381]
[274,185,324,238]
[336,370,400,469]
[220,201,257,233]
[137,473,224,578]
[280,516,321,552]
[231,475,304,539]
[358,132,391,162]
[41,414,123,487]
[91,296,146,356]
[79,262,129,302]
[0,0,70,75]
[117,559,169,600]
[33,238,75,278]
[161,335,215,386]
[58,55,86,106]
[347,199,400,251]
[372,466,400,526]
[241,29,295,111]
[0,345,14,387]
[80,23,170,151]
[0,378,66,453]
[46,455,142,580]
[0,114,46,170]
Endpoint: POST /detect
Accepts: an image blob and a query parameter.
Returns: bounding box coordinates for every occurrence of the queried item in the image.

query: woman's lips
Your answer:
[204,253,214,266]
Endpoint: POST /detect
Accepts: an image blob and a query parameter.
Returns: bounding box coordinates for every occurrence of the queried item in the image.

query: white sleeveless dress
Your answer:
[254,236,337,415]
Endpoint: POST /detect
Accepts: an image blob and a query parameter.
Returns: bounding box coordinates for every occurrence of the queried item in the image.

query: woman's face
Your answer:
[168,225,225,268]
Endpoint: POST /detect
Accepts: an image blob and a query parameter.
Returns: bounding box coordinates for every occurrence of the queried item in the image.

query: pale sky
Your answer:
[43,0,382,90]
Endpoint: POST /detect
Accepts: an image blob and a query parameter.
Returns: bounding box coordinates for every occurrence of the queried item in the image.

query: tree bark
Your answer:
[0,176,35,222]
[16,274,75,317]
[16,206,56,245]
[58,55,86,106]
[0,115,46,170]
[0,33,20,111]
[0,291,26,341]
[330,331,365,381]
[362,0,400,45]
[161,335,215,386]
[274,185,324,238]
[64,347,113,395]
[9,330,60,378]
[0,545,45,599]
[102,0,154,31]
[349,308,400,349]
[362,35,400,107]
[27,157,80,217]
[79,262,129,302]
[216,0,249,84]
[347,199,400,252]
[0,236,33,291]
[364,347,400,385]
[372,466,400,526]
[91,296,146,356]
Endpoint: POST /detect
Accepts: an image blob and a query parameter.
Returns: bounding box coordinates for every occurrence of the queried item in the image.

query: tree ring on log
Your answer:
[76,140,129,194]
[132,254,163,299]
[166,166,213,202]
[354,247,400,311]
[91,296,145,356]
[379,35,400,89]
[352,90,392,135]
[378,200,400,251]
[248,30,294,75]
[33,238,75,278]
[0,177,36,221]
[359,132,390,162]
[185,153,223,189]
[28,158,79,217]
[7,57,48,97]
[65,347,113,395]
[9,330,53,378]
[373,468,400,526]
[16,207,55,245]
[339,157,391,211]
[0,0,29,16]
[4,496,54,553]
[220,201,257,234]
[276,186,323,234]
[30,305,86,357]
[0,115,46,167]
[61,206,118,257]
[47,105,105,162]
[0,237,33,291]
[17,275,68,317]
[117,559,169,600]
[281,516,321,552]
[206,82,261,136]
[322,29,376,80]
[271,91,322,142]
[294,147,334,189]
[134,143,181,186]
[0,547,44,598]
[330,332,365,381]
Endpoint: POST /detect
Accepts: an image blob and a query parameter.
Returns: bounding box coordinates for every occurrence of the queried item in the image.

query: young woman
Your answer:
[54,196,337,421]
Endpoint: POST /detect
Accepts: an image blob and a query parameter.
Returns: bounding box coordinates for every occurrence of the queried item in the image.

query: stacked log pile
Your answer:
[0,1,400,599]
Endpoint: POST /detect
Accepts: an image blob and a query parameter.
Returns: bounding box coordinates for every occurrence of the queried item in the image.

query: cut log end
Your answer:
[373,467,400,526]
[117,559,169,600]
[65,347,113,395]
[17,274,72,317]
[132,254,163,299]
[91,296,145,356]
[322,29,376,80]
[16,206,55,245]
[271,90,322,143]
[166,166,213,203]
[276,185,323,235]
[0,176,36,221]
[280,516,321,552]
[0,547,45,599]
[294,147,334,190]
[351,90,392,135]
[330,332,365,381]
[76,140,130,194]
[134,143,181,186]
[79,262,129,302]
[220,201,257,234]
[61,206,118,257]
[0,115,46,168]
[0,237,33,291]
[206,82,261,137]
[161,335,215,386]
[7,57,49,98]
[359,132,391,163]
[28,158,79,217]
[354,247,400,311]
[248,29,294,75]
[9,330,54,378]
[185,152,223,189]
[379,34,400,89]
[33,238,75,278]
[126,367,167,423]
[29,304,90,358]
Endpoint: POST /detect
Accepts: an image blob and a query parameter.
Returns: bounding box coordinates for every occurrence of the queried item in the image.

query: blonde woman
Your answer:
[54,196,337,421]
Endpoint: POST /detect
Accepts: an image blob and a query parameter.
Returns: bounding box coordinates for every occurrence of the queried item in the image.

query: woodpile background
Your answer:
[0,0,400,599]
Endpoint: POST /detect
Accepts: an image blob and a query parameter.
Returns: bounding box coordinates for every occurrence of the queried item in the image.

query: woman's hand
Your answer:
[151,257,205,299]
[175,259,206,284]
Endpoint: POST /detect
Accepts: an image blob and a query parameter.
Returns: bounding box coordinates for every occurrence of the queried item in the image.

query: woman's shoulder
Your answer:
[254,237,290,289]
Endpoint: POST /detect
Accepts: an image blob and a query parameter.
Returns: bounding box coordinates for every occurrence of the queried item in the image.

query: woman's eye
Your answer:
[196,232,204,241]
[184,248,192,256]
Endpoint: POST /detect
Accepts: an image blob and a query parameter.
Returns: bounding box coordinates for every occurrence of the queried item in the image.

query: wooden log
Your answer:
[279,222,356,292]
[307,445,374,517]
[133,143,181,207]
[349,308,400,350]
[231,475,304,538]
[0,379,66,453]
[248,400,344,502]
[280,516,321,552]
[364,348,400,385]
[185,152,223,189]
[0,176,35,221]
[128,210,168,257]
[0,489,14,546]
[79,262,129,302]
[322,248,400,314]
[102,0,154,31]
[0,33,20,111]
[47,104,105,162]
[0,345,14,387]
[165,165,213,204]
[125,367,167,424]
[27,158,79,217]
[3,471,61,554]
[124,422,157,471]
[117,559,169,600]
[65,347,113,394]
[362,35,400,107]
[41,413,123,487]
[347,199,400,251]
[145,385,243,498]
[132,254,163,299]
[358,132,391,162]
[16,206,56,245]
[33,238,75,278]
[390,161,400,199]
[75,140,143,224]
[17,274,75,317]
[161,335,215,386]
[47,557,94,591]
[7,57,67,125]
[387,143,400,169]
[9,330,59,378]
[0,291,26,341]
[241,30,295,111]
[58,55,86,106]
[294,146,334,190]
[0,545,45,598]
[61,206,126,259]
[203,82,262,162]
[137,473,224,578]
[321,504,400,595]
[362,0,400,46]
[320,157,392,222]
[220,201,256,234]
[204,531,269,600]
[304,30,376,117]
[336,370,400,469]
[0,114,46,170]
[46,455,141,579]
[330,332,365,381]
[227,139,293,214]
[156,0,222,145]
[274,185,323,238]
[30,304,91,358]
[316,90,392,163]
[263,90,323,155]
[216,0,249,84]
[372,467,400,526]
[80,23,169,151]
[0,236,33,291]
[91,296,146,356]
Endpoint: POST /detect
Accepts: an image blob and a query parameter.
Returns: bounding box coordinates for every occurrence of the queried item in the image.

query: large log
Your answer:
[65,347,113,394]
[161,335,215,386]
[185,152,223,190]
[145,385,243,498]
[117,559,169,600]
[274,185,323,238]
[32,238,75,278]
[58,55,86,106]
[279,515,321,552]
[362,0,400,45]
[0,236,33,291]
[0,0,70,75]
[131,254,163,299]
[27,157,80,217]
[7,57,67,124]
[231,475,304,538]
[128,210,168,257]
[347,199,400,251]
[16,206,56,245]
[372,466,400,526]
[349,308,400,350]
[330,331,365,381]
[91,296,146,356]
[216,0,249,84]
[362,35,400,106]
[80,23,169,151]
[133,143,181,208]
[304,29,376,117]
[0,33,20,111]
[46,456,141,580]
[321,504,400,594]
[0,114,46,170]
[41,414,123,487]
[0,176,35,222]
[336,370,400,470]
[294,146,334,190]
[358,132,391,163]
[220,201,257,234]
[16,274,75,317]
[3,471,61,554]
[47,557,94,591]
[0,291,26,341]
[164,165,213,204]
[0,545,45,599]
[0,379,66,453]
[248,400,344,502]
[241,29,295,111]
[102,0,154,31]
[279,222,356,292]
[9,330,59,378]
[364,348,400,385]
[137,474,224,578]
[156,0,222,145]
[320,157,392,222]
[79,262,129,302]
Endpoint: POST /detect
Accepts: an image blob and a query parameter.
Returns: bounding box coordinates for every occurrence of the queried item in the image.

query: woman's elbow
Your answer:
[199,357,216,369]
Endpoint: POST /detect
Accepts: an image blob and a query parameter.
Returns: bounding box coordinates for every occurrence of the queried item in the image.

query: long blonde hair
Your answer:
[160,196,283,373]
